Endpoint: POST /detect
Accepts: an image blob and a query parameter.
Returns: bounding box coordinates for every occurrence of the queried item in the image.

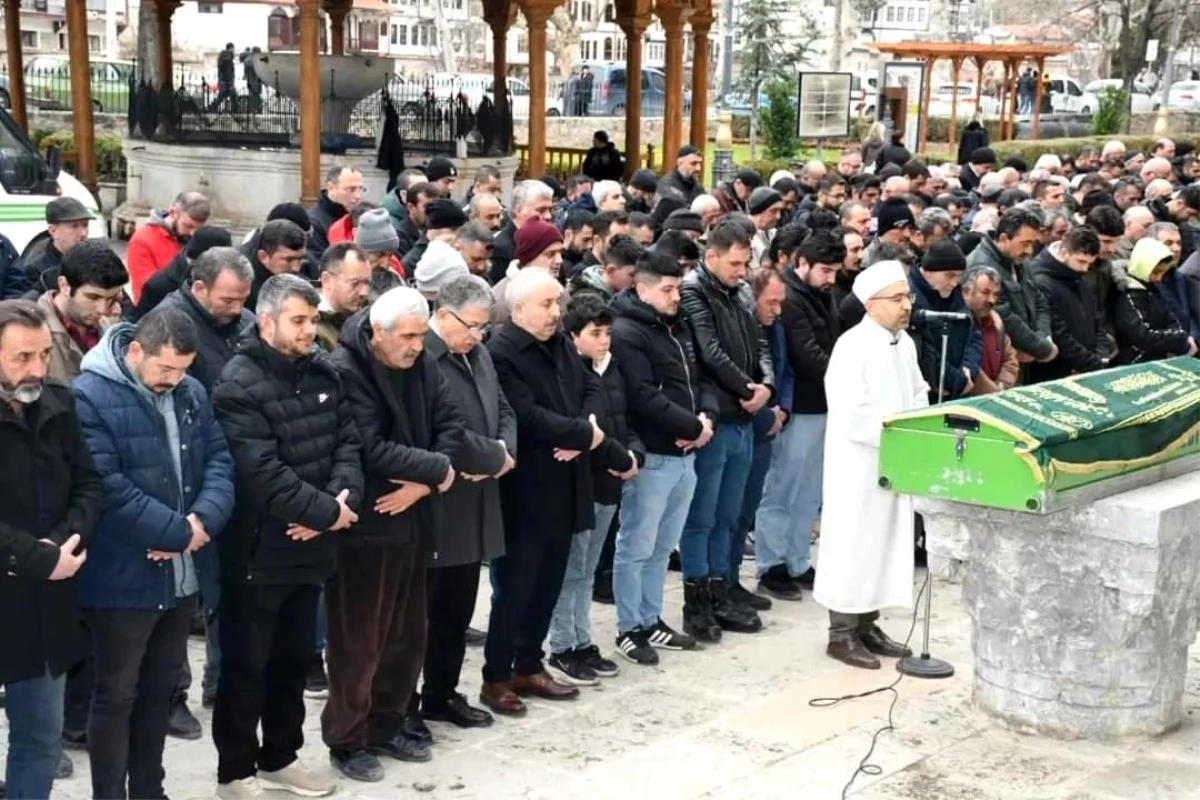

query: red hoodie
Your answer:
[126,214,183,302]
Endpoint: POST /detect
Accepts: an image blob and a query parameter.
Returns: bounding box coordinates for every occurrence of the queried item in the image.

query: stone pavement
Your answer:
[25,565,1200,800]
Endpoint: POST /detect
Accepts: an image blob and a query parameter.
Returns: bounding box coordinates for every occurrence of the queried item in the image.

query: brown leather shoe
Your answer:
[479,681,527,716]
[827,633,881,670]
[511,671,580,701]
[859,625,913,658]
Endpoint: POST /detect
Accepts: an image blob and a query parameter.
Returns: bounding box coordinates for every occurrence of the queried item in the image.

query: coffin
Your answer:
[878,357,1200,513]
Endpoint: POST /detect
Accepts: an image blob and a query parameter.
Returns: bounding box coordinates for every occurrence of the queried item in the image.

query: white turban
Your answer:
[852,260,909,303]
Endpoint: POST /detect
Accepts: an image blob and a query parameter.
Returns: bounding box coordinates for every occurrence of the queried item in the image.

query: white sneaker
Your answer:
[258,761,337,797]
[216,777,265,799]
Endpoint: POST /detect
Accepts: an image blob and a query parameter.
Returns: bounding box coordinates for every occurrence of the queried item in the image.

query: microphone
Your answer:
[911,309,971,324]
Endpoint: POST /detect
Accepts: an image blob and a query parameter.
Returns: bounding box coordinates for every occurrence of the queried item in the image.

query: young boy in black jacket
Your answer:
[546,295,644,686]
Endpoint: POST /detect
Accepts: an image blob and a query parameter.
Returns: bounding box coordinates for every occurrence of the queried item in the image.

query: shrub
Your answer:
[1092,87,1128,136]
[38,131,127,182]
[759,81,801,161]
[924,116,1004,146]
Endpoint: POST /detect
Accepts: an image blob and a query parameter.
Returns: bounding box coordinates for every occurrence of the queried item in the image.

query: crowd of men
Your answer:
[0,133,1198,800]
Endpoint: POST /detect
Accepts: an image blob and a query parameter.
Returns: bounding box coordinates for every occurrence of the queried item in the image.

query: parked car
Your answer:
[719,91,768,113]
[1083,79,1154,114]
[424,73,562,118]
[1046,77,1098,115]
[562,63,690,117]
[928,83,1000,118]
[23,56,135,113]
[1151,80,1200,112]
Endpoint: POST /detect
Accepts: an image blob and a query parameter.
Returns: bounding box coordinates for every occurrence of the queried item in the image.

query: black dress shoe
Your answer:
[827,634,881,670]
[859,625,913,658]
[167,697,203,740]
[368,733,432,763]
[758,565,802,601]
[422,693,494,728]
[793,566,816,590]
[330,748,385,782]
[402,712,434,744]
[729,580,772,611]
[464,626,487,647]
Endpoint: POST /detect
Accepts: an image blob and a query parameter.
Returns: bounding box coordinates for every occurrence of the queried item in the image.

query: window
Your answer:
[885,6,894,21]
[419,25,428,45]
[399,25,407,44]
[88,34,101,51]
[430,26,436,45]
[605,2,613,21]
[20,30,36,49]
[918,7,925,21]
[517,32,527,53]
[582,2,591,21]
[198,1,222,12]
[603,36,612,60]
[391,24,398,43]
[380,21,387,36]
[906,7,914,21]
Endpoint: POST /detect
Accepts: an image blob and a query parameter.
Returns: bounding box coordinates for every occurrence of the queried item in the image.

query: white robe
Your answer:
[812,316,930,614]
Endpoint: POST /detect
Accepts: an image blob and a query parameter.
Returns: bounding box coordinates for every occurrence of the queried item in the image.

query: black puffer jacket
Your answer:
[680,266,774,422]
[328,311,463,550]
[1028,245,1106,383]
[965,235,1054,360]
[780,268,840,413]
[582,354,643,506]
[1112,268,1193,364]
[307,191,347,262]
[158,287,255,391]
[657,168,705,205]
[610,289,717,456]
[212,333,364,586]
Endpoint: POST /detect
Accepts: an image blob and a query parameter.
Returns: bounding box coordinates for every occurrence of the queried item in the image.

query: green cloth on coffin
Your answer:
[879,357,1200,512]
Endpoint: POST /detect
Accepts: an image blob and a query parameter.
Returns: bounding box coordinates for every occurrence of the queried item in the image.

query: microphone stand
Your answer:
[898,319,955,680]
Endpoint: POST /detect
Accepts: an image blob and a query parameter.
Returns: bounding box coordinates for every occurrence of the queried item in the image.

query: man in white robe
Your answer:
[812,260,930,670]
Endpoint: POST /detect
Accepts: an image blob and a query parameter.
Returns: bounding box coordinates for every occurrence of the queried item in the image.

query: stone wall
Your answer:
[514,115,720,150]
[1127,111,1200,135]
[27,109,127,137]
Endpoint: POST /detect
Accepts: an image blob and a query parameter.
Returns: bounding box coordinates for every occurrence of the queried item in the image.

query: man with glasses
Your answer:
[316,244,373,353]
[309,166,367,262]
[814,261,928,670]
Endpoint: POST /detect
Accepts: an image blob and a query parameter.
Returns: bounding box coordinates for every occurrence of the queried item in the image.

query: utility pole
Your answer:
[721,0,734,97]
[831,0,844,71]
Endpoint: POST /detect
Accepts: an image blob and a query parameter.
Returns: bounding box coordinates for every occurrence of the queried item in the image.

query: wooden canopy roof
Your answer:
[871,42,1073,61]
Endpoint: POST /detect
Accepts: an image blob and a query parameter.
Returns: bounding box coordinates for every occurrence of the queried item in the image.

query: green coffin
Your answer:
[878,357,1200,513]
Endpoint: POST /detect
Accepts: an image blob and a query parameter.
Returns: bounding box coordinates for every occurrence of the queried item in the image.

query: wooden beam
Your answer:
[618,16,647,180]
[656,0,691,167]
[918,55,933,154]
[949,56,962,146]
[324,0,352,55]
[65,0,96,192]
[299,0,322,206]
[689,14,713,152]
[1032,57,1045,140]
[522,1,556,179]
[4,0,28,132]
[484,0,513,120]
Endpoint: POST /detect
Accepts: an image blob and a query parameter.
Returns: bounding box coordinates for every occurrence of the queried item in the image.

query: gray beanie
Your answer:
[355,208,399,253]
[414,240,470,296]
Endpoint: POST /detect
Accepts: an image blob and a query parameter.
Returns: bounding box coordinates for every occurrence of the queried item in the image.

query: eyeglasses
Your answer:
[877,291,916,304]
[448,309,491,336]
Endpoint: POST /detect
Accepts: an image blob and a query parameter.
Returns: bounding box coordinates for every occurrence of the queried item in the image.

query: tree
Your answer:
[734,0,820,159]
[548,0,608,77]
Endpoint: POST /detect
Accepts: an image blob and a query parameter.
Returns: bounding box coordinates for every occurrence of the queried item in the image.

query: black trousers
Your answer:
[421,562,482,702]
[483,535,572,683]
[85,595,198,800]
[212,581,319,785]
[828,610,880,636]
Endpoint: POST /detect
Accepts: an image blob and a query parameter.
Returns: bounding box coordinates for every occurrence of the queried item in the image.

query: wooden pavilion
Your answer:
[871,42,1074,153]
[1,0,713,205]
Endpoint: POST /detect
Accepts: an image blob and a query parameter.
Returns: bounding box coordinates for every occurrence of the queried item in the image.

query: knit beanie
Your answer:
[355,208,400,253]
[515,219,563,265]
[185,226,233,259]
[267,202,312,232]
[414,240,470,296]
[920,239,967,273]
[426,199,467,231]
[630,169,658,193]
[747,187,783,215]
[877,198,916,236]
[663,210,705,234]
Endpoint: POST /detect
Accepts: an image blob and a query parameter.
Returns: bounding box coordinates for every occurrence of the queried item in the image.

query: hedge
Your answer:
[35,130,127,182]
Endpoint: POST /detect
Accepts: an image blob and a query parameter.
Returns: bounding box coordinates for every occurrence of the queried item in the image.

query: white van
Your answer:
[0,107,105,257]
[425,73,563,118]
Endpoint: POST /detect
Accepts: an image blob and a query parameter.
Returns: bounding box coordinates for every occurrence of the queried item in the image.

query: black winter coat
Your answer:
[680,266,775,422]
[328,312,463,551]
[780,268,840,414]
[965,235,1054,360]
[212,334,364,586]
[909,264,983,399]
[1029,248,1107,383]
[307,191,348,263]
[656,168,705,205]
[0,383,105,684]
[1112,273,1192,364]
[582,355,643,506]
[396,218,422,261]
[159,287,255,391]
[609,290,716,456]
[424,329,516,567]
[22,240,62,297]
[488,222,517,285]
[487,323,597,540]
[876,142,911,171]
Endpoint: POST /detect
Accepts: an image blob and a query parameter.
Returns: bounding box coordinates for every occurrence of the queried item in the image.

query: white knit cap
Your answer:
[852,260,909,303]
[414,240,469,296]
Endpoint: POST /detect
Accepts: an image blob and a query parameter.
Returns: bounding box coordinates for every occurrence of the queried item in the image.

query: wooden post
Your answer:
[618,16,647,180]
[656,0,690,167]
[326,0,351,55]
[689,12,712,150]
[948,56,962,146]
[4,0,28,132]
[1008,60,1020,139]
[998,61,1010,140]
[1032,56,1045,140]
[973,57,985,110]
[522,1,556,179]
[484,1,512,120]
[65,0,96,192]
[299,0,322,207]
[917,55,933,154]
[154,0,180,89]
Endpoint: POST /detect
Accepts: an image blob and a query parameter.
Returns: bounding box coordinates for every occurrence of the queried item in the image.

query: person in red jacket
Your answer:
[126,192,211,303]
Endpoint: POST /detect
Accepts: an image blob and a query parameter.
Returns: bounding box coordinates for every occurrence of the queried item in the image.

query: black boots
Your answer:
[682,578,722,643]
[827,633,881,670]
[859,625,912,658]
[710,578,763,634]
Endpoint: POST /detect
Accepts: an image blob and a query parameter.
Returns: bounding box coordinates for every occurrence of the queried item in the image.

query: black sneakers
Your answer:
[730,580,773,611]
[548,650,600,686]
[576,644,620,677]
[615,630,660,665]
[646,619,697,651]
[759,564,803,601]
[330,748,385,782]
[304,657,329,699]
[794,566,816,590]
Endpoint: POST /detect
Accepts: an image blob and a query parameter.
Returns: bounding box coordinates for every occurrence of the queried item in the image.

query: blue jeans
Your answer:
[613,453,697,634]
[679,421,754,580]
[5,668,66,800]
[755,414,826,578]
[730,434,774,583]
[548,502,619,652]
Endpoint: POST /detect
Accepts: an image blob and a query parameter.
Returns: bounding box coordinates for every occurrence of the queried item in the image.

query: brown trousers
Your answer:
[321,544,427,751]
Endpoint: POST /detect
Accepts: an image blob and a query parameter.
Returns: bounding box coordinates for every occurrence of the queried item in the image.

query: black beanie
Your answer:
[267,202,312,232]
[921,239,967,272]
[185,226,233,259]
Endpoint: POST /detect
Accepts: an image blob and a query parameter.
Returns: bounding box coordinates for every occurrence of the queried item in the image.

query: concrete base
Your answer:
[122,140,517,232]
[917,467,1200,740]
